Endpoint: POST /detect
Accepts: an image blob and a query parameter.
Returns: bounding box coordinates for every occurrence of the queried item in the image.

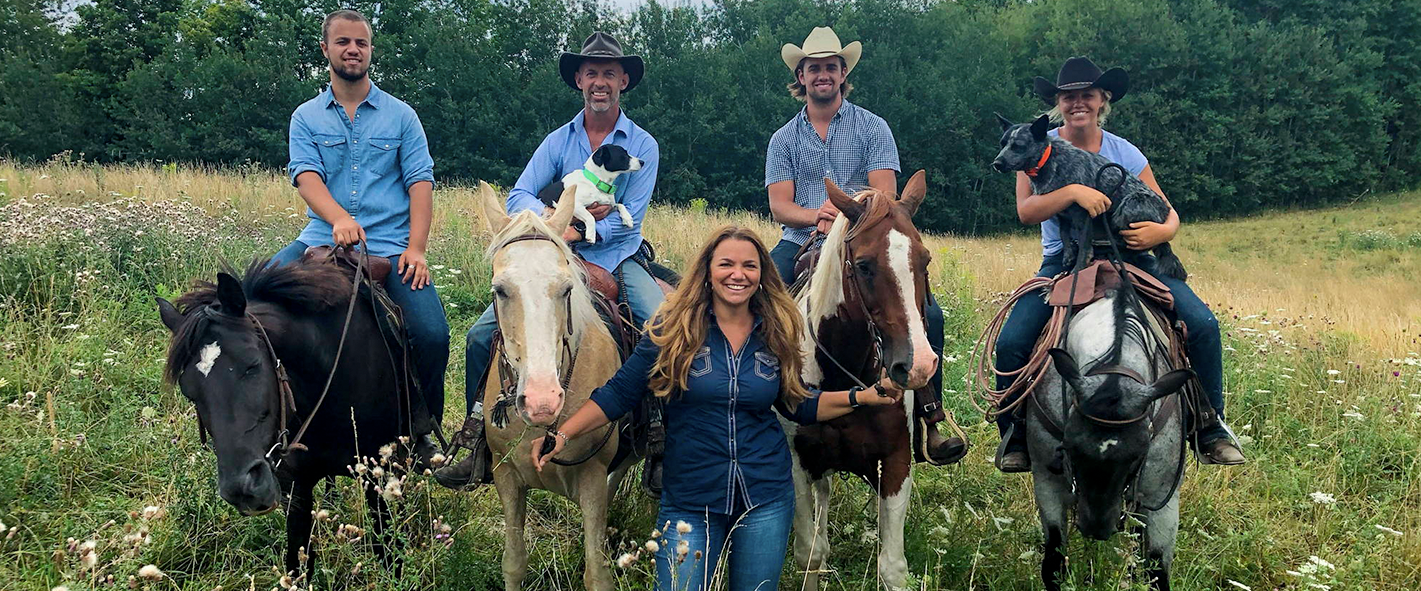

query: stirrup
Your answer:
[917,412,970,466]
[994,423,1031,473]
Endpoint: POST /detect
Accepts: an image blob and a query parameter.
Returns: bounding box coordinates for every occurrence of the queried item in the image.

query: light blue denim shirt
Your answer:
[505,110,660,271]
[287,83,435,257]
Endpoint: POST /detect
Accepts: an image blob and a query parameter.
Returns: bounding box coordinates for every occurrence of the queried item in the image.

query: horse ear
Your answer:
[1148,368,1195,403]
[1047,348,1085,392]
[995,112,1014,131]
[477,180,512,234]
[216,273,246,316]
[156,297,183,333]
[546,183,578,236]
[825,177,864,223]
[898,169,927,217]
[1030,114,1050,141]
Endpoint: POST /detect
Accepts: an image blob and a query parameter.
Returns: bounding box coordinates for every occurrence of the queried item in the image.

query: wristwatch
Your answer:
[848,386,864,408]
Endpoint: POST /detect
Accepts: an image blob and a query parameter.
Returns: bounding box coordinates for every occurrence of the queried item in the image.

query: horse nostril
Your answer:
[243,459,271,488]
[889,361,912,385]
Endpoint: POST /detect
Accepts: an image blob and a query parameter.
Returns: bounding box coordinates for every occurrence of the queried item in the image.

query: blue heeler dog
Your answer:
[991,114,1187,281]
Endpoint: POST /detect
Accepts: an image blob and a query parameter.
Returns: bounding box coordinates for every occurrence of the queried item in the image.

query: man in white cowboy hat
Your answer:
[435,31,662,490]
[764,26,967,466]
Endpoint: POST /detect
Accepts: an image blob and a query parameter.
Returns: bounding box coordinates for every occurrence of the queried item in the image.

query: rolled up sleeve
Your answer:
[776,389,822,426]
[287,114,324,187]
[399,109,435,190]
[589,335,659,421]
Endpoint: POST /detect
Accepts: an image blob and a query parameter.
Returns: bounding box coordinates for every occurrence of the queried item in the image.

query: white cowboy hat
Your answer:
[781,27,862,75]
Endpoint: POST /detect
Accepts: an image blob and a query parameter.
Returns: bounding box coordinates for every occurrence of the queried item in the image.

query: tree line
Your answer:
[2,0,1417,234]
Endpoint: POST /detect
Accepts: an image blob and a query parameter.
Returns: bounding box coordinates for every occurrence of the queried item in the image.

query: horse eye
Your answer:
[492,285,507,298]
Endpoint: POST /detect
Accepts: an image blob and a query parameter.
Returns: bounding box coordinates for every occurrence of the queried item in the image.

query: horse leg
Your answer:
[876,468,912,591]
[577,463,614,591]
[790,452,830,591]
[1032,468,1071,591]
[282,478,316,581]
[494,469,530,590]
[362,485,402,573]
[1139,497,1179,591]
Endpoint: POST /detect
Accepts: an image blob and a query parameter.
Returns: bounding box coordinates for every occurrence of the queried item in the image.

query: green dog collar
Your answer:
[582,168,616,194]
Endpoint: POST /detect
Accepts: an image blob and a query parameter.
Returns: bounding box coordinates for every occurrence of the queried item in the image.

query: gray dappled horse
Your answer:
[1029,288,1193,591]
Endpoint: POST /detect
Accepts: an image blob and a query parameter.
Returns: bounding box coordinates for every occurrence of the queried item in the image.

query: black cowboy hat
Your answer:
[559,32,645,93]
[1033,56,1129,106]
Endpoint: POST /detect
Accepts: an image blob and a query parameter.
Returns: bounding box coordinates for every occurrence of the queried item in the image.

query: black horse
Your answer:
[157,257,428,578]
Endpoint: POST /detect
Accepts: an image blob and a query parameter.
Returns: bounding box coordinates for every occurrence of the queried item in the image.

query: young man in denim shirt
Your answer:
[271,10,447,459]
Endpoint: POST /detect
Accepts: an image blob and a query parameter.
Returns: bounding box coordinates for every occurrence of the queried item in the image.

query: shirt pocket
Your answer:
[368,137,403,178]
[314,134,348,180]
[753,350,781,381]
[689,346,712,378]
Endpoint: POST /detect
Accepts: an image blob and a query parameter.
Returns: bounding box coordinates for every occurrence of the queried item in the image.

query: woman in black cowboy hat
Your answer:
[992,57,1245,472]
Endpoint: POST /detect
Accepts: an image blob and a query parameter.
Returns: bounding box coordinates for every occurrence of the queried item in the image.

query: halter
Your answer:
[484,233,613,467]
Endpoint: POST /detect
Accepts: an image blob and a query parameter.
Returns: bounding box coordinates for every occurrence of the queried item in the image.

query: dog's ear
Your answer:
[477,180,512,234]
[995,112,1014,132]
[898,170,927,217]
[825,177,864,223]
[1030,114,1050,141]
[591,145,608,168]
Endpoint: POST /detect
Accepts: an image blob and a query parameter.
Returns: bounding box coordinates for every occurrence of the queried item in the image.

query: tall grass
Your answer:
[1,160,1418,590]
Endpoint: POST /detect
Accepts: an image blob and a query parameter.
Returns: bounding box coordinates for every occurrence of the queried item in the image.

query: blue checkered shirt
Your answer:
[764,100,900,246]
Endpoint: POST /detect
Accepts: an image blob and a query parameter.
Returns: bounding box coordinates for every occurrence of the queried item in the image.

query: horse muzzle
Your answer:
[518,381,565,427]
[218,458,282,516]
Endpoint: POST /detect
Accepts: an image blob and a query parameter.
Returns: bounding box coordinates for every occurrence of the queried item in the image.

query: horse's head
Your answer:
[1047,347,1193,540]
[826,170,937,389]
[158,273,282,516]
[477,180,589,427]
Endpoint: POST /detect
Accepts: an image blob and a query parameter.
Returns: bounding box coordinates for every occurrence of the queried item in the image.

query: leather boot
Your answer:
[433,414,493,490]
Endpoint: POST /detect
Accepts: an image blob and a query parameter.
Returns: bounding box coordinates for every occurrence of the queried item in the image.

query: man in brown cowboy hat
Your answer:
[436,31,663,490]
[764,26,967,466]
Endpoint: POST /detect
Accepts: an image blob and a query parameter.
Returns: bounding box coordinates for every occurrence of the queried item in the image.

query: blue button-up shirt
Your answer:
[590,314,820,515]
[287,83,435,257]
[506,110,659,270]
[765,99,900,246]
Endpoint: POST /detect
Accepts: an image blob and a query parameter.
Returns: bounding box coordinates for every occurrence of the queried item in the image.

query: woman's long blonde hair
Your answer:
[645,226,810,407]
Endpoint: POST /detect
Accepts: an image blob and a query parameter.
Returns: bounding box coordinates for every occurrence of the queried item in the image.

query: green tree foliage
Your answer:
[0,0,1415,232]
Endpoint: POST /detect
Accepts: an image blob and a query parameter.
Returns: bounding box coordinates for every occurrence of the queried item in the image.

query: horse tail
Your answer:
[1152,242,1188,281]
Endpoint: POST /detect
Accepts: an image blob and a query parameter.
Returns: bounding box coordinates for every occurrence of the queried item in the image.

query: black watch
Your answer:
[848,386,864,408]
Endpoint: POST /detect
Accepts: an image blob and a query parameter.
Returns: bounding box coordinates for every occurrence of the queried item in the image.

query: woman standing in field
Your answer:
[993,57,1245,471]
[531,225,899,590]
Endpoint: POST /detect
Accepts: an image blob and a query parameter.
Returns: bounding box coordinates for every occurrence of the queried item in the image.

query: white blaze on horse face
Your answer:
[1099,438,1120,454]
[499,242,570,424]
[196,342,221,377]
[887,230,935,387]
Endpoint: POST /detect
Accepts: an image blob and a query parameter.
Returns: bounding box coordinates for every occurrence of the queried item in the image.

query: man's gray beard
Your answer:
[587,98,615,113]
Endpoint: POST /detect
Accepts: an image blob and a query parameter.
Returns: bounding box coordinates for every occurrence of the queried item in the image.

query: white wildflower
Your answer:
[138,564,164,580]
[644,540,660,553]
[1326,369,1341,375]
[1309,491,1336,505]
[141,506,164,520]
[676,540,689,558]
[675,520,692,534]
[616,553,636,568]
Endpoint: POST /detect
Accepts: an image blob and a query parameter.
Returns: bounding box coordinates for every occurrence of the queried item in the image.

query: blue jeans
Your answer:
[655,492,794,591]
[464,256,663,413]
[271,241,451,421]
[995,253,1227,445]
[770,238,948,422]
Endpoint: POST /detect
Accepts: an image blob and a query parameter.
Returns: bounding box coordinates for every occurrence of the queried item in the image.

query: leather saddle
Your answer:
[301,245,393,284]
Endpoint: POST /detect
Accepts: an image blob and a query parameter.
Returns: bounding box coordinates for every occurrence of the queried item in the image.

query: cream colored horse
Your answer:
[475,182,630,591]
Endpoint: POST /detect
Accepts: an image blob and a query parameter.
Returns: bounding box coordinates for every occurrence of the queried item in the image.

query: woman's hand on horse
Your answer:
[530,434,563,472]
[1071,186,1112,218]
[398,247,431,289]
[1120,221,1169,250]
[865,376,904,405]
[332,216,366,247]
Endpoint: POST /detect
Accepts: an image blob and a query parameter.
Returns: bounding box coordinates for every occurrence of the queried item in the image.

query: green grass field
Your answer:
[1,160,1418,590]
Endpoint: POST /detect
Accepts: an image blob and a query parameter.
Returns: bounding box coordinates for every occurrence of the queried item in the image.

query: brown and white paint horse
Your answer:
[474,182,632,591]
[784,171,938,590]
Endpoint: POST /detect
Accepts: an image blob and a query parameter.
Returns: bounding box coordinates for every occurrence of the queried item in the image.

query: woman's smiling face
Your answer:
[1056,88,1107,128]
[708,238,761,309]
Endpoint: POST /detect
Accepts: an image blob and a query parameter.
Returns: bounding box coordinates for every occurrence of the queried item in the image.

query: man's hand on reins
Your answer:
[398,247,431,289]
[332,216,366,247]
[815,200,839,233]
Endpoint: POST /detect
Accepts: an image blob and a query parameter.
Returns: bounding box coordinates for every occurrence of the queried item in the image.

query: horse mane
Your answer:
[799,189,899,322]
[1077,287,1155,420]
[486,211,602,344]
[164,258,354,384]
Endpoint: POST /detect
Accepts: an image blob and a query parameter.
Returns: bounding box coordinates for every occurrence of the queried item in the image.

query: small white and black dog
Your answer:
[536,144,642,244]
[992,113,1187,281]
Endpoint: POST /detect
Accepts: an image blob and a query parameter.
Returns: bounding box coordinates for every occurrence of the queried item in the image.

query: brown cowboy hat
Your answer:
[781,27,862,75]
[1033,56,1129,106]
[559,32,645,92]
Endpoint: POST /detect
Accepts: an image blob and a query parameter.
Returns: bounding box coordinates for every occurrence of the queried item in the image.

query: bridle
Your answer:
[484,233,612,467]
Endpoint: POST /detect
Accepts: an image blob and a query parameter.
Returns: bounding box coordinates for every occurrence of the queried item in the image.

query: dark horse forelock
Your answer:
[164,258,353,384]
